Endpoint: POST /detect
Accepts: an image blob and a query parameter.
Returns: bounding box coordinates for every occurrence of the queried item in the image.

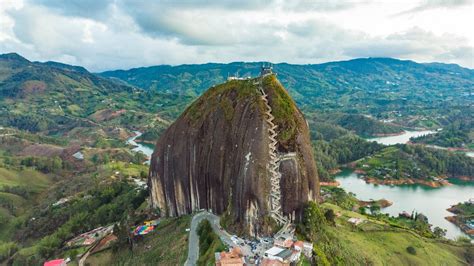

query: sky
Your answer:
[0,0,473,71]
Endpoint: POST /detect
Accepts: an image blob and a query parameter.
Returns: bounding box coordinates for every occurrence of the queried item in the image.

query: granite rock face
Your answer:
[149,75,319,235]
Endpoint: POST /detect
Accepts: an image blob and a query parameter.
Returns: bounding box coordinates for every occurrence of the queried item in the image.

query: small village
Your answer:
[214,234,313,265]
[44,217,160,266]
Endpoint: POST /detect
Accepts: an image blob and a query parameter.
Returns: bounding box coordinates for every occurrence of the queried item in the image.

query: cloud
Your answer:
[0,0,472,71]
[344,27,474,67]
[395,0,473,16]
[115,0,357,46]
[34,0,115,19]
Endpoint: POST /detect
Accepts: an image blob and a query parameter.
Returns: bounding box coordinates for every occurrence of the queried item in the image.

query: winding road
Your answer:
[184,211,244,266]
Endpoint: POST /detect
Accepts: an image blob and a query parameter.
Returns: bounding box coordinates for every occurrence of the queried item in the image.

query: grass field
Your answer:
[321,203,473,265]
[85,216,191,265]
[100,161,148,178]
[0,167,51,192]
[0,167,53,241]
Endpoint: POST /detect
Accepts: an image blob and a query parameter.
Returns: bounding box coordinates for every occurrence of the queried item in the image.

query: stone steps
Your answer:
[257,77,289,227]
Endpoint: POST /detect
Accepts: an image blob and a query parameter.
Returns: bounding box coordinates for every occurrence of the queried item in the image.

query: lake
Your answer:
[367,130,474,157]
[367,130,436,145]
[126,131,155,164]
[335,169,474,240]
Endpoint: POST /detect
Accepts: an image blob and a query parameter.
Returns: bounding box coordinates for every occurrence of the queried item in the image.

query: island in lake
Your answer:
[352,144,473,188]
[446,200,474,237]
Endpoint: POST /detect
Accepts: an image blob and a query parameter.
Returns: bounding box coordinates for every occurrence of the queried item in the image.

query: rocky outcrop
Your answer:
[148,75,319,235]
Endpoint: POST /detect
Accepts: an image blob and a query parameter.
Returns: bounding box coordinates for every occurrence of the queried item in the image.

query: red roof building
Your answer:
[215,247,244,266]
[44,259,66,266]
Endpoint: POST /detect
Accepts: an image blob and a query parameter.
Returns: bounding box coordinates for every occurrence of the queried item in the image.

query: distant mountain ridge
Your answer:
[0,53,141,134]
[1,52,472,136]
[100,58,474,122]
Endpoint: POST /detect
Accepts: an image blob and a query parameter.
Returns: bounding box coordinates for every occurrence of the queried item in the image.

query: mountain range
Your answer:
[2,52,472,141]
[101,58,473,121]
[0,52,473,265]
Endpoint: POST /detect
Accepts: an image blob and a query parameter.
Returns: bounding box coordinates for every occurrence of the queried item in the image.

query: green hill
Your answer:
[314,113,403,137]
[313,203,473,265]
[0,53,472,265]
[0,53,187,140]
[101,58,474,130]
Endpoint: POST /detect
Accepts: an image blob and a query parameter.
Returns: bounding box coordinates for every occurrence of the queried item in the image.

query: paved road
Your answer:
[78,239,101,266]
[185,211,293,265]
[185,211,242,265]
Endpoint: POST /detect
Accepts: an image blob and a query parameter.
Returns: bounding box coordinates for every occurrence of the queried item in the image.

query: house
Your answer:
[83,237,96,246]
[466,220,474,230]
[265,247,284,260]
[52,197,71,207]
[66,225,114,247]
[293,241,304,251]
[261,65,273,77]
[72,151,84,160]
[227,76,248,81]
[302,242,313,258]
[290,250,301,262]
[348,217,364,225]
[44,259,67,266]
[274,236,293,248]
[261,258,289,266]
[215,247,244,266]
[399,211,412,219]
[264,247,292,263]
[275,249,293,263]
[416,213,428,223]
[144,219,159,226]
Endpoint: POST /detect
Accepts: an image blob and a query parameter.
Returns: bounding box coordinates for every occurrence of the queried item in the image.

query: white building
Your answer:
[264,247,292,263]
[348,217,364,225]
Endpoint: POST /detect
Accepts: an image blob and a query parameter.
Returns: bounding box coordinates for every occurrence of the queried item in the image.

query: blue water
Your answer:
[126,131,155,164]
[336,169,473,240]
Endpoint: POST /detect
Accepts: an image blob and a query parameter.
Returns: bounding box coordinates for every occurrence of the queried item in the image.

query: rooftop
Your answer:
[265,246,285,256]
[216,247,244,266]
[276,249,293,259]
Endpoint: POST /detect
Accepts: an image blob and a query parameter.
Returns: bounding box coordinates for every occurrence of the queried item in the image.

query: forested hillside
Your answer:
[0,53,190,138]
[101,58,474,129]
[0,53,472,264]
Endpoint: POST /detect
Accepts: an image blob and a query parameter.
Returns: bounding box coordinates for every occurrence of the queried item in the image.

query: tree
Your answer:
[432,226,446,238]
[102,154,110,164]
[113,222,131,252]
[91,154,100,164]
[302,201,326,241]
[369,204,381,216]
[52,156,62,171]
[455,236,471,244]
[312,244,330,266]
[324,209,336,226]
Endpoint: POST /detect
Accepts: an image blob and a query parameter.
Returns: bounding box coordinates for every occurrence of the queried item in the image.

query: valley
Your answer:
[0,53,472,265]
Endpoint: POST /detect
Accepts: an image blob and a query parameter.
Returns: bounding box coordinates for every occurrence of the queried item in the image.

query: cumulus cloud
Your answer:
[395,0,473,16]
[0,0,472,71]
[33,0,115,19]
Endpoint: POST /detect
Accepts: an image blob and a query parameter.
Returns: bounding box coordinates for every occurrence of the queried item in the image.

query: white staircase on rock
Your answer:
[257,77,289,227]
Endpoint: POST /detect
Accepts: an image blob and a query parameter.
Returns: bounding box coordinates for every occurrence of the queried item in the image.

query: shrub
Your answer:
[312,244,330,266]
[324,209,336,226]
[0,242,18,262]
[455,236,471,244]
[196,220,226,265]
[301,201,326,241]
[406,246,416,255]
